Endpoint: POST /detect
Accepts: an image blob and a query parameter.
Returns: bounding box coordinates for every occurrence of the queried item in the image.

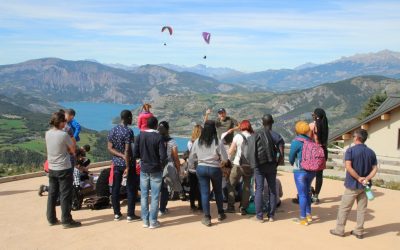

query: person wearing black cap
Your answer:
[247,114,285,222]
[204,108,238,146]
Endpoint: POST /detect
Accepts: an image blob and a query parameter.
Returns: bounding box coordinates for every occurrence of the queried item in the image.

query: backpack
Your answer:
[83,196,111,210]
[239,133,250,166]
[295,137,326,172]
[255,129,277,166]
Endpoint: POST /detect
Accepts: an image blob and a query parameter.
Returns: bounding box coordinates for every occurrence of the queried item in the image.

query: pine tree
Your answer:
[358,92,388,120]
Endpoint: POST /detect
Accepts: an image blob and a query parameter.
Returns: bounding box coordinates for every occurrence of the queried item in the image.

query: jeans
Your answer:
[254,167,277,219]
[189,172,202,209]
[335,188,368,235]
[47,168,74,224]
[227,165,253,209]
[112,166,138,217]
[159,180,169,213]
[140,171,163,225]
[294,170,316,218]
[196,165,224,217]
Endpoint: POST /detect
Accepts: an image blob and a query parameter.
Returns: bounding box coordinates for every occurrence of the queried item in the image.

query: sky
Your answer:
[0,0,400,72]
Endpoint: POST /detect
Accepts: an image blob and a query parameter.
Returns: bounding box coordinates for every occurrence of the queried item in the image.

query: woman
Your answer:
[187,124,203,212]
[188,120,228,227]
[158,121,182,216]
[226,120,254,215]
[45,111,81,228]
[309,108,329,204]
[289,121,315,226]
[137,103,154,131]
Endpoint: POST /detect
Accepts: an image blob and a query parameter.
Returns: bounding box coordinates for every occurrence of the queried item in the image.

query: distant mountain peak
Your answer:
[294,62,319,70]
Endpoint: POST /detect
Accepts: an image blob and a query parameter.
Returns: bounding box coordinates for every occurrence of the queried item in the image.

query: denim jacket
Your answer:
[289,135,311,172]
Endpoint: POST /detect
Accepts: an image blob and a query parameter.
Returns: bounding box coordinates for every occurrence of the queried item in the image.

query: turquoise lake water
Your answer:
[59,102,189,152]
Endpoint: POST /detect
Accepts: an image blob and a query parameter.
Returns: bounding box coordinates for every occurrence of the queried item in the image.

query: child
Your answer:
[65,109,81,142]
[73,145,91,188]
[137,104,154,131]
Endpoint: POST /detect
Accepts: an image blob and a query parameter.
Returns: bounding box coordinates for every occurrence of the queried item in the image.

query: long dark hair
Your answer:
[313,108,329,146]
[199,120,218,147]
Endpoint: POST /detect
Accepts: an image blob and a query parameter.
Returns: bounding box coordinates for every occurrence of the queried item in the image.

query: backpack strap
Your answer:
[239,133,247,143]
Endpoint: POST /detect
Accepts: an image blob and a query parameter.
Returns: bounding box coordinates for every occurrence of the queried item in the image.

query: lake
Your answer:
[59,102,189,152]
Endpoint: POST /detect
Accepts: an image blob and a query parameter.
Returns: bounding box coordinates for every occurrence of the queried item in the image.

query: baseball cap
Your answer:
[217,108,226,114]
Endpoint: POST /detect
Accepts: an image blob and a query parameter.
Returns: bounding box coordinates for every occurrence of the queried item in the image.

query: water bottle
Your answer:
[364,184,374,201]
[121,177,127,186]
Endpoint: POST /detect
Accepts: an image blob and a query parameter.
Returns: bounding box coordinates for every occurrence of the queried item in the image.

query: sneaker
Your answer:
[48,219,60,226]
[158,208,169,216]
[62,220,82,229]
[293,218,308,226]
[127,215,141,223]
[292,198,299,204]
[330,229,345,237]
[114,214,123,221]
[252,216,264,223]
[268,216,275,222]
[149,221,161,229]
[202,216,212,227]
[314,198,320,205]
[218,213,226,222]
[350,230,364,239]
[142,221,149,228]
[306,215,313,223]
[224,206,235,213]
[38,185,45,196]
[240,208,247,216]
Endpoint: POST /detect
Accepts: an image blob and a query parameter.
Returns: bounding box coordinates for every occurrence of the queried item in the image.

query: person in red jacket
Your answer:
[137,104,154,131]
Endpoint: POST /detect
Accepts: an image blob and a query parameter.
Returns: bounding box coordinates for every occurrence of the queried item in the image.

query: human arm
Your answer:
[137,114,143,130]
[65,134,76,155]
[365,165,378,183]
[289,140,300,166]
[228,141,237,160]
[345,160,366,184]
[171,146,181,173]
[159,138,168,167]
[203,108,211,123]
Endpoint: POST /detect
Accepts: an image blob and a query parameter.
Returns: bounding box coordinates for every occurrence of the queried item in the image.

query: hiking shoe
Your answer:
[218,213,226,222]
[149,221,161,229]
[127,215,141,223]
[330,229,344,237]
[114,214,123,221]
[38,185,46,196]
[252,216,264,223]
[202,216,212,227]
[62,220,81,229]
[293,218,308,226]
[240,208,247,216]
[350,230,364,239]
[224,206,235,213]
[306,215,313,223]
[158,208,169,216]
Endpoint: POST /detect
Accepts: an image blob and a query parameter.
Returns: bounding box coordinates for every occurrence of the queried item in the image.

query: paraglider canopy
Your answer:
[161,26,173,35]
[202,32,211,44]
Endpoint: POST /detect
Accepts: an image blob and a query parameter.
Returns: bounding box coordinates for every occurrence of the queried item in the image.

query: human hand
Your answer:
[123,168,128,177]
[358,177,366,184]
[206,109,211,115]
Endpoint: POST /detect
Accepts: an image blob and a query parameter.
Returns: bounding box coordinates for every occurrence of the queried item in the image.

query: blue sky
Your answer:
[0,0,399,71]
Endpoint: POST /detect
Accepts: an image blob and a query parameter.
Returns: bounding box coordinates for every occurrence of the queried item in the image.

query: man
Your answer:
[248,114,284,222]
[133,116,167,229]
[204,108,238,146]
[330,129,377,239]
[46,111,81,228]
[107,110,140,222]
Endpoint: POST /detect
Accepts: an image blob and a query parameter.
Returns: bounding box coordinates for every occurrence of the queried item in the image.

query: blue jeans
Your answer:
[294,170,316,218]
[112,166,137,217]
[254,167,277,219]
[196,165,224,217]
[140,171,162,225]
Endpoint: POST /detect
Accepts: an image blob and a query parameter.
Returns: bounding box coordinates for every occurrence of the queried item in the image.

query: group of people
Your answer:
[45,103,378,239]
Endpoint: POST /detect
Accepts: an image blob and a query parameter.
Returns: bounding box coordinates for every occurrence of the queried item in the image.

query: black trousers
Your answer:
[47,168,74,224]
[189,172,202,209]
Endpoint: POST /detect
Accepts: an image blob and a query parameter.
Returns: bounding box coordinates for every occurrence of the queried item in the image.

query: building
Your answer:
[329,95,400,159]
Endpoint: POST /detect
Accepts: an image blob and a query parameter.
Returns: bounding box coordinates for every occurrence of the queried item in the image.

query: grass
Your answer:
[17,139,46,154]
[0,118,26,130]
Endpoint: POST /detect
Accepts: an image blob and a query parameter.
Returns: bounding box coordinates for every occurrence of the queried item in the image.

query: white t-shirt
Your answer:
[231,131,251,166]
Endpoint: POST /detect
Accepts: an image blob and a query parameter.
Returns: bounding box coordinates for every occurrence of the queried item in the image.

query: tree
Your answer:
[358,92,387,120]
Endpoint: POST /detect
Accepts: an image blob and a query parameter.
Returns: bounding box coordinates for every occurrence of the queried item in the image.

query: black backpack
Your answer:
[255,129,277,166]
[239,133,250,166]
